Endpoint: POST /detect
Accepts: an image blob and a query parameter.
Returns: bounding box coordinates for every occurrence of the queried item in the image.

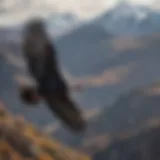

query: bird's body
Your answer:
[20,18,86,132]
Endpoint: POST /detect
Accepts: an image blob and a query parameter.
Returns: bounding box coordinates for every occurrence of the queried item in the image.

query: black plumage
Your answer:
[20,18,86,132]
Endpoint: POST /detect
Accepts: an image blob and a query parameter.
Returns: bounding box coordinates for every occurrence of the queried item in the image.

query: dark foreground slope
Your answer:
[93,125,160,160]
[78,82,160,159]
[89,82,160,135]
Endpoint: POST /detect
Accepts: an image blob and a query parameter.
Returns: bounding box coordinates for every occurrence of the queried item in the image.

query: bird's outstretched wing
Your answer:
[21,18,86,132]
[44,94,86,132]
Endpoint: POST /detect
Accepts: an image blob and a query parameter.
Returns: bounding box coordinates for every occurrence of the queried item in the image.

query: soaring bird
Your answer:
[20,18,86,132]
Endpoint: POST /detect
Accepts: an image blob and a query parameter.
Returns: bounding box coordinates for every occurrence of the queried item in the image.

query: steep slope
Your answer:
[90,82,160,133]
[0,102,90,160]
[93,124,160,160]
[80,82,160,155]
[51,81,160,159]
[56,22,160,110]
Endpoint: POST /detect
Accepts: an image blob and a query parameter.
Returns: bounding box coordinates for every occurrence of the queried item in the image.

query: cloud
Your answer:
[0,0,157,26]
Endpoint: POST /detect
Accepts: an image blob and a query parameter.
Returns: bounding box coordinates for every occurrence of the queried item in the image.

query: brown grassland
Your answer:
[0,102,90,160]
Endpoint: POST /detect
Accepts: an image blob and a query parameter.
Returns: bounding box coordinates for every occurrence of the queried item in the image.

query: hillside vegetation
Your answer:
[0,102,90,160]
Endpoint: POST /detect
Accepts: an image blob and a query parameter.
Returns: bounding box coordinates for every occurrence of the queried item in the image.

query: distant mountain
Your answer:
[55,18,160,111]
[94,3,160,35]
[56,24,113,75]
[89,82,160,135]
[0,12,81,39]
[69,82,160,159]
[0,0,120,27]
[44,13,81,38]
[93,126,160,160]
[54,82,160,149]
[2,2,160,37]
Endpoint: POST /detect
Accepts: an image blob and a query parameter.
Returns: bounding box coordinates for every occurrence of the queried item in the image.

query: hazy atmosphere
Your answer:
[1,0,160,159]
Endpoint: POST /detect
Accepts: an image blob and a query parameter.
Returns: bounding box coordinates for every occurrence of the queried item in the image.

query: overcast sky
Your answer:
[0,0,156,26]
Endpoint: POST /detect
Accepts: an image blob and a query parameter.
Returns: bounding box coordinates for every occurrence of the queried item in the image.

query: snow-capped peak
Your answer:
[110,2,149,20]
[46,13,80,37]
[0,0,158,38]
[97,1,157,35]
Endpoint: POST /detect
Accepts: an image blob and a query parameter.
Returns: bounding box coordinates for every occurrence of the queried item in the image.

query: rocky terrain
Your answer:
[0,102,90,160]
